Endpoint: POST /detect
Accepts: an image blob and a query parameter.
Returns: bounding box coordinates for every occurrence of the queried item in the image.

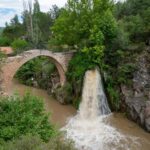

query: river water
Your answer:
[62,69,150,150]
[8,78,150,150]
[8,79,76,127]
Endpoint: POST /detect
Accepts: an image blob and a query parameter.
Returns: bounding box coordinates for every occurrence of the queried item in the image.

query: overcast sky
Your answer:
[0,0,123,27]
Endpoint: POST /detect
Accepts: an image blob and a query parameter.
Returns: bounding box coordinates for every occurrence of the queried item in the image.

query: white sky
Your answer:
[0,0,124,27]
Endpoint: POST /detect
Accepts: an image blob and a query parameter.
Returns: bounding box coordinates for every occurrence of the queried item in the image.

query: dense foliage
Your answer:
[1,135,76,150]
[51,0,117,48]
[0,93,57,142]
[104,0,150,110]
[114,0,150,43]
[15,56,58,92]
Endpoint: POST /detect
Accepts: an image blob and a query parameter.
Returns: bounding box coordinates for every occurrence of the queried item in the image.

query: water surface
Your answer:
[8,79,150,150]
[8,79,76,127]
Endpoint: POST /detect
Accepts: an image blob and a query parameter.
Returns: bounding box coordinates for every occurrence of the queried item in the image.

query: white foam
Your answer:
[62,69,140,150]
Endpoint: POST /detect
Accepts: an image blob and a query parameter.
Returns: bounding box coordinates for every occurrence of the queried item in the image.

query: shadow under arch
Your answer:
[1,50,68,92]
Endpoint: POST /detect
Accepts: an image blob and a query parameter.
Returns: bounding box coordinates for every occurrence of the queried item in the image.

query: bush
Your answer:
[117,63,137,85]
[11,39,28,54]
[1,135,76,150]
[72,98,81,109]
[0,37,11,46]
[107,84,120,111]
[0,93,57,142]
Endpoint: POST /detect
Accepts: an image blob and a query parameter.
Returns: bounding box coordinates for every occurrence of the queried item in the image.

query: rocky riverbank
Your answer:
[121,47,150,132]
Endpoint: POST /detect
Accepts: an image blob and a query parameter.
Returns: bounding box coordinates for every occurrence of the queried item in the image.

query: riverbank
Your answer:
[8,79,76,127]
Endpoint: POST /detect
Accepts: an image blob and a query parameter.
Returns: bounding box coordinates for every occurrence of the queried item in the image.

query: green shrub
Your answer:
[0,93,57,142]
[107,84,120,111]
[0,37,11,46]
[72,98,81,109]
[1,135,76,150]
[11,39,28,54]
[117,63,137,85]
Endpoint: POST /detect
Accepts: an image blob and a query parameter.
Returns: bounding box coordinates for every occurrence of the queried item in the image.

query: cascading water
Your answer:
[62,68,140,150]
[79,68,111,119]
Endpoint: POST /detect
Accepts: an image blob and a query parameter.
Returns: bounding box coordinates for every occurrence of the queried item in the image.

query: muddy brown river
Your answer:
[8,79,76,127]
[8,79,150,149]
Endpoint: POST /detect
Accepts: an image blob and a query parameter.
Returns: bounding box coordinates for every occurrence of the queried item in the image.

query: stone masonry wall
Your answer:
[0,49,75,93]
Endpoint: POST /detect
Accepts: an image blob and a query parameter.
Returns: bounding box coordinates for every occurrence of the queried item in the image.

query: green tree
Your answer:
[51,0,116,48]
[49,5,61,20]
[2,15,25,41]
[114,0,150,42]
[22,0,56,48]
[0,27,4,36]
[51,0,117,107]
[10,15,19,26]
[33,0,40,14]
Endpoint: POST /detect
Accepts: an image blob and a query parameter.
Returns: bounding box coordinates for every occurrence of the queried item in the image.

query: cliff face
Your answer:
[121,47,150,132]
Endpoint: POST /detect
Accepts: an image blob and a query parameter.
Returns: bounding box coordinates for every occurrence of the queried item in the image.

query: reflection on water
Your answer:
[8,79,150,150]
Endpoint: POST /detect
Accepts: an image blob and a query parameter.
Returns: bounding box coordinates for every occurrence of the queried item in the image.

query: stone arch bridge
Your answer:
[0,49,75,92]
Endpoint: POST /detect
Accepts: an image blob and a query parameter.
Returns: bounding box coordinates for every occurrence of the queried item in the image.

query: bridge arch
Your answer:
[0,49,75,92]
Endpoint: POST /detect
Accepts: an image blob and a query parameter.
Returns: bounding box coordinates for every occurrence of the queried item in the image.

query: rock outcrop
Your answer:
[121,47,150,132]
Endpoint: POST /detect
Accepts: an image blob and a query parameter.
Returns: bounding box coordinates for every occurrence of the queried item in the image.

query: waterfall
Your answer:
[79,69,111,120]
[62,68,140,150]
